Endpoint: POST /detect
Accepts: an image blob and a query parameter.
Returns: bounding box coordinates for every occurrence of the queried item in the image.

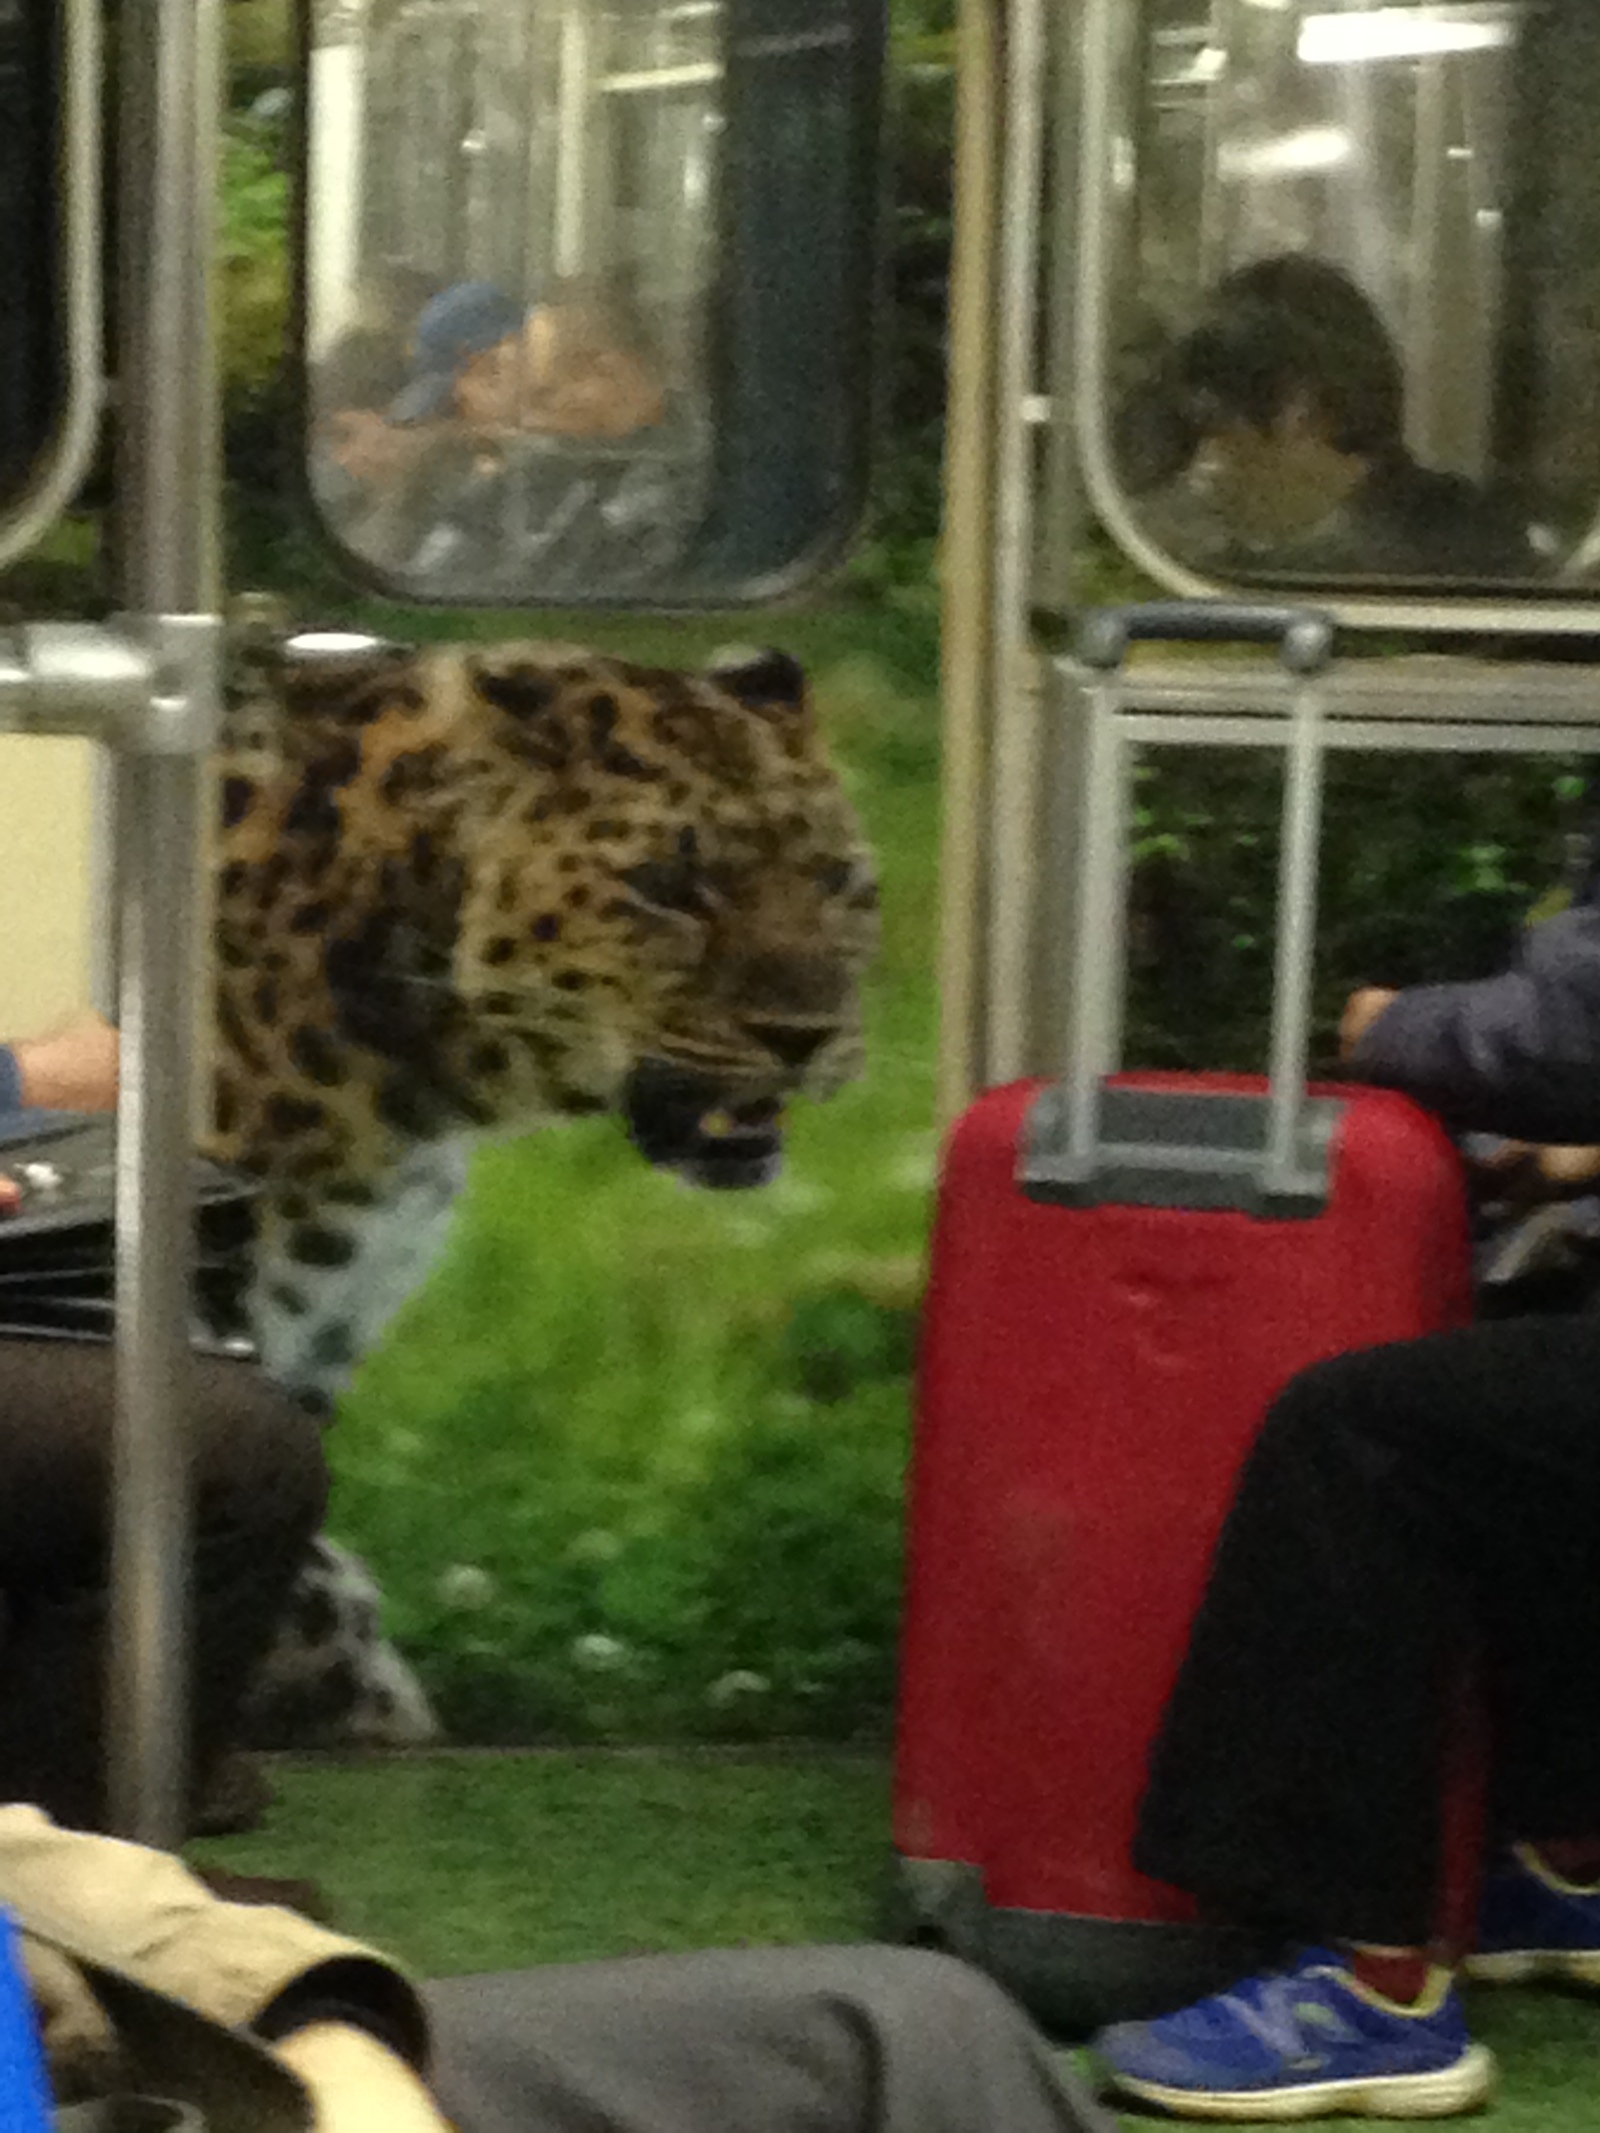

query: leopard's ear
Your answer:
[705,646,811,726]
[463,646,593,773]
[277,631,423,729]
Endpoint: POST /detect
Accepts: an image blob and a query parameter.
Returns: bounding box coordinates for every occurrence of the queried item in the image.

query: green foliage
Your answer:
[1127,750,1595,1072]
[219,121,291,402]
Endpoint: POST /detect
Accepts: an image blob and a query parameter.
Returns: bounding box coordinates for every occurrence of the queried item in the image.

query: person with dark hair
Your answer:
[1125,253,1538,580]
[1089,857,1600,2119]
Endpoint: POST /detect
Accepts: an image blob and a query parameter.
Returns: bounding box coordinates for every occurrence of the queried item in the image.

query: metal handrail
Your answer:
[981,0,1048,1088]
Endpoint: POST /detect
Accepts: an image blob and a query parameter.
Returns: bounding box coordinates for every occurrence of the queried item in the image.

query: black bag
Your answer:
[0,1116,258,1355]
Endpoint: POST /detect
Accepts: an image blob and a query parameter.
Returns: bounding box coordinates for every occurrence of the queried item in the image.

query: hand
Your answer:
[1339,986,1399,1063]
[0,1177,17,1217]
[11,1010,119,1112]
[1535,1145,1600,1190]
[273,2022,451,2133]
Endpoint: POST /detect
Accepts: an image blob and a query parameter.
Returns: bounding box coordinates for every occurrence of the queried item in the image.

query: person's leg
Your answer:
[0,1339,327,1831]
[1136,1312,1600,1948]
[1096,1313,1600,2119]
[424,1945,1114,2133]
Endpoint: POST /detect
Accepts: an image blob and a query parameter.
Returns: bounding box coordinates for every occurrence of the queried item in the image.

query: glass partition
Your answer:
[1087,1,1600,602]
[302,0,884,607]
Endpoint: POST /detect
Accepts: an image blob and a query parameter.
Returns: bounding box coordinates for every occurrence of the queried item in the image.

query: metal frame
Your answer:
[936,0,1600,1125]
[0,0,105,572]
[1048,644,1600,1193]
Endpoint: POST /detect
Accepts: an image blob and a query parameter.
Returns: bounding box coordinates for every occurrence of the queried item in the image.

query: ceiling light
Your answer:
[1219,125,1354,178]
[1299,8,1519,66]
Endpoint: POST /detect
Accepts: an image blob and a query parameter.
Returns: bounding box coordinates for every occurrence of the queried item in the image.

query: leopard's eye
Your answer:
[622,857,712,918]
[816,855,878,908]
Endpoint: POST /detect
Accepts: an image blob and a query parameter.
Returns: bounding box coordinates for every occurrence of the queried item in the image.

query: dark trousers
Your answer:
[1135,1312,1600,1947]
[426,1946,1113,2133]
[0,1339,327,1832]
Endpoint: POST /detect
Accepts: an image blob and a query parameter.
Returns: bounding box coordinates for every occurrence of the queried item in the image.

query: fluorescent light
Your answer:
[286,631,389,658]
[1299,9,1519,67]
[1220,125,1354,179]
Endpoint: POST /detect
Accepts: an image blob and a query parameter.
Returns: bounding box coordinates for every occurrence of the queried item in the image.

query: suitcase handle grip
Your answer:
[1077,602,1335,675]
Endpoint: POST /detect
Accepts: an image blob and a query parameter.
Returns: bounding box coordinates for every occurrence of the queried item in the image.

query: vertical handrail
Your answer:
[106,0,224,1848]
[980,0,1048,1088]
[934,0,1003,1126]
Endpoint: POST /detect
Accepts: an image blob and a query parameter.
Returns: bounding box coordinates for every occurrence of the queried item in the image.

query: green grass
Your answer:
[193,1755,1600,2131]
[191,1749,891,1973]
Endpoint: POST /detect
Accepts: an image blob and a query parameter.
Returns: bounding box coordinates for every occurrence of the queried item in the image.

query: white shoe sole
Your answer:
[1464,1945,1600,1986]
[1106,2043,1496,2121]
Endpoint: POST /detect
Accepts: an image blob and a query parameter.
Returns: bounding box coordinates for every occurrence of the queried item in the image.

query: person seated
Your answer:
[0,1008,326,1836]
[320,277,666,490]
[0,1009,119,1116]
[1122,253,1541,581]
[1089,847,1600,2119]
[0,1805,1114,2133]
[0,1341,326,1842]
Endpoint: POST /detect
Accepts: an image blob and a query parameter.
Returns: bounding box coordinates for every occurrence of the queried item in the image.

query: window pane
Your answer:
[0,1,64,512]
[1101,1,1600,595]
[303,0,881,606]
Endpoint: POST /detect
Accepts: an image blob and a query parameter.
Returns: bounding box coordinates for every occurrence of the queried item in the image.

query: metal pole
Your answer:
[981,0,1048,1090]
[107,0,224,1847]
[934,0,1003,1126]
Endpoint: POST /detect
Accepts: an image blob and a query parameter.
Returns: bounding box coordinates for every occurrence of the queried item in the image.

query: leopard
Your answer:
[212,625,880,1750]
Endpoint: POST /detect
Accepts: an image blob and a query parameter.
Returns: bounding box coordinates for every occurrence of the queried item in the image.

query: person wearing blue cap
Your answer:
[385,281,531,428]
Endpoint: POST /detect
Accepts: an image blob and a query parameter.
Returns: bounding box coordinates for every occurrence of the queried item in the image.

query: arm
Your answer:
[275,2022,450,2133]
[7,1010,119,1112]
[0,1805,429,2079]
[1344,905,1600,1145]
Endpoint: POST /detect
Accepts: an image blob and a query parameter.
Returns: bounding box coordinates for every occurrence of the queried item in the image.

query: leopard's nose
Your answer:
[746,1020,831,1070]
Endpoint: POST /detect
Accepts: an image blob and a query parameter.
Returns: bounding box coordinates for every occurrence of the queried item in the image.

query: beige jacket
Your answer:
[0,1807,427,2131]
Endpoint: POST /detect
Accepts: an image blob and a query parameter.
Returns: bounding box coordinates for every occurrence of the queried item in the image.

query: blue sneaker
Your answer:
[1466,1843,1600,1986]
[1091,1950,1494,2120]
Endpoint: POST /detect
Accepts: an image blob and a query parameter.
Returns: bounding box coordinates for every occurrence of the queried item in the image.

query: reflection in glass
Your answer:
[305,0,723,600]
[1100,0,1600,592]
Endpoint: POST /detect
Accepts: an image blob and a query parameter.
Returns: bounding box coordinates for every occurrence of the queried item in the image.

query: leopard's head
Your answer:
[216,635,879,1193]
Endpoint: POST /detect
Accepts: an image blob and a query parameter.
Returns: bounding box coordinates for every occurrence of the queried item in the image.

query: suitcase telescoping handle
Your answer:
[1076,600,1334,675]
[1064,600,1337,1211]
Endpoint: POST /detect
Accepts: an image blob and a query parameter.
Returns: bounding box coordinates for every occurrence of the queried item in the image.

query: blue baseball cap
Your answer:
[387,281,528,425]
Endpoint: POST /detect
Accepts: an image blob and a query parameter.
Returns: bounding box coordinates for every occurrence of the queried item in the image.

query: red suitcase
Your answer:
[889,605,1477,2035]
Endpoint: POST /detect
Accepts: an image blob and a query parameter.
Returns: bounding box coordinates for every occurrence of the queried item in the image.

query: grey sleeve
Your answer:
[1350,907,1600,1145]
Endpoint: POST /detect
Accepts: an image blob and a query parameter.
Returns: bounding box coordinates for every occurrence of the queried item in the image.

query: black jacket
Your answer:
[1352,891,1600,1145]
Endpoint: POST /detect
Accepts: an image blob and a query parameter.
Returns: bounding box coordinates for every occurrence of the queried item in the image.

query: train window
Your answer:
[301,0,886,608]
[0,0,102,562]
[0,1,61,517]
[1084,0,1600,602]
